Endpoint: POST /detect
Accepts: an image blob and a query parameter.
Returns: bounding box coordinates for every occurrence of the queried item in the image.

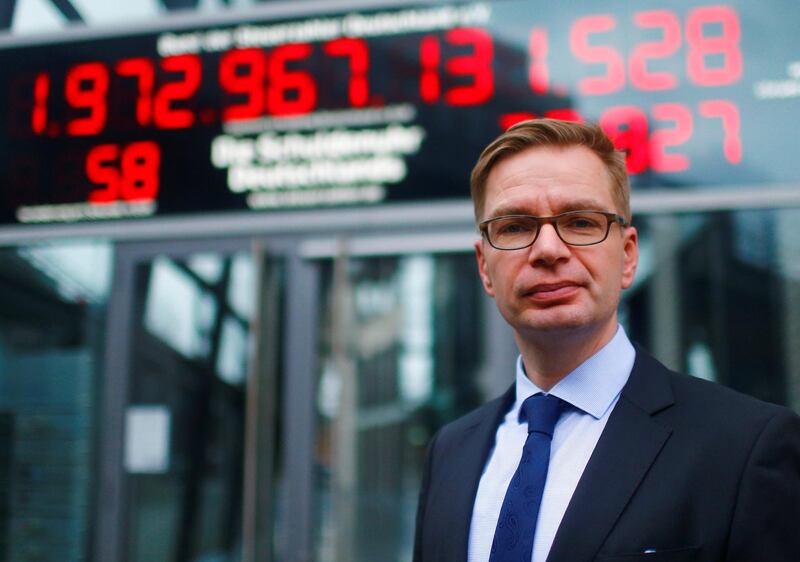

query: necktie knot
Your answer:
[520,393,565,438]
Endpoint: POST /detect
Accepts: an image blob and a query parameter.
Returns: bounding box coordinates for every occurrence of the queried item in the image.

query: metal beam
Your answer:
[0,0,16,30]
[280,251,320,562]
[50,0,83,22]
[160,0,202,10]
[93,242,137,562]
[3,186,800,246]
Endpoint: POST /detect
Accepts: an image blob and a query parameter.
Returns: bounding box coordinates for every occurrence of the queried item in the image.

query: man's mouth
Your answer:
[525,282,581,301]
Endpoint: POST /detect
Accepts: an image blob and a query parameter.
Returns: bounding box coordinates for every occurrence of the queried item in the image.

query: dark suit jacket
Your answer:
[413,348,800,562]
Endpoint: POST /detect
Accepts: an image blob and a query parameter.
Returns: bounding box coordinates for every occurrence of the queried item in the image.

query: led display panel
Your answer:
[0,1,797,224]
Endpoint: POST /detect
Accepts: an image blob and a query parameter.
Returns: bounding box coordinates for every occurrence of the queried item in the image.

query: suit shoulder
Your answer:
[654,366,800,440]
[669,368,793,419]
[630,348,798,435]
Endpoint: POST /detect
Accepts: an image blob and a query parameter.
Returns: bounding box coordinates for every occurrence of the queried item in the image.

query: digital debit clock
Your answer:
[1,0,798,225]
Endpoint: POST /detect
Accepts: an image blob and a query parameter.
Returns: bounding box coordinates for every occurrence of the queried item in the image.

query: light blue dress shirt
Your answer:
[467,325,636,562]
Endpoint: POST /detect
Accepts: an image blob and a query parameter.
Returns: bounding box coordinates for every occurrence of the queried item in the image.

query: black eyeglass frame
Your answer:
[479,210,630,250]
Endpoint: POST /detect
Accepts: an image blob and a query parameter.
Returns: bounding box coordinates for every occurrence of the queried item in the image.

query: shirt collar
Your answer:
[514,325,635,420]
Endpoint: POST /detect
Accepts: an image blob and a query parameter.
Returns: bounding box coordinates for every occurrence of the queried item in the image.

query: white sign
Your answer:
[124,405,171,474]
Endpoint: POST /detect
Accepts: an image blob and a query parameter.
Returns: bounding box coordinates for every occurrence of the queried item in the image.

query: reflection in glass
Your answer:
[228,253,256,321]
[17,241,112,303]
[127,251,282,562]
[217,316,248,386]
[143,256,217,360]
[188,253,226,285]
[0,239,111,562]
[314,252,485,562]
[626,209,800,410]
[398,257,434,405]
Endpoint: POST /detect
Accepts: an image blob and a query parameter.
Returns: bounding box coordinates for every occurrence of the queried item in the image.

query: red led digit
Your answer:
[324,38,369,107]
[31,72,50,134]
[499,112,537,130]
[699,100,741,164]
[686,6,742,86]
[600,106,649,174]
[650,103,693,172]
[86,144,121,203]
[65,62,109,136]
[528,27,549,95]
[544,108,584,122]
[444,28,493,106]
[267,43,317,116]
[419,35,441,103]
[120,141,160,201]
[115,58,155,127]
[570,15,625,95]
[629,10,681,91]
[153,54,201,128]
[219,48,266,121]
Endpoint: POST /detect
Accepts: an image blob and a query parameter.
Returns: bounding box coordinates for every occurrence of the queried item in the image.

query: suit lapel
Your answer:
[546,350,675,562]
[435,386,515,561]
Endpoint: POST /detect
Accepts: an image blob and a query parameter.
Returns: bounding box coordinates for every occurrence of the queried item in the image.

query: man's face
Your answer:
[474,145,638,342]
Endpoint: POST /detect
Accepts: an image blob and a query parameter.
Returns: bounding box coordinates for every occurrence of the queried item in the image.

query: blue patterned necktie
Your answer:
[489,393,565,562]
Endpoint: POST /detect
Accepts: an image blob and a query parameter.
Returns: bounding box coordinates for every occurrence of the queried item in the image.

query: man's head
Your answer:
[472,119,638,348]
[471,119,630,223]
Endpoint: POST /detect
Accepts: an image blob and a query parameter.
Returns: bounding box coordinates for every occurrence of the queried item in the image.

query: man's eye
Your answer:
[564,216,601,229]
[497,221,531,234]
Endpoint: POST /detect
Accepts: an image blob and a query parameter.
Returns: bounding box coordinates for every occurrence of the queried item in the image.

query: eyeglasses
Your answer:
[479,210,629,250]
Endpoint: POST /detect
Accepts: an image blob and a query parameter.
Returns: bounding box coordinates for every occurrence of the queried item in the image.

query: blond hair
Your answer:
[470,119,630,222]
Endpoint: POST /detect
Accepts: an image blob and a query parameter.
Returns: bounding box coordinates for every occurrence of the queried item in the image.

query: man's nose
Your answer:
[527,223,571,265]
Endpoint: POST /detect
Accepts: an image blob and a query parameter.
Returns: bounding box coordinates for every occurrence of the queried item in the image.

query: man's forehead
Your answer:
[482,145,617,216]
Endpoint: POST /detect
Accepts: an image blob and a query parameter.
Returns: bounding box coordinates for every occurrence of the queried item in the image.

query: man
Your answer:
[413,119,800,562]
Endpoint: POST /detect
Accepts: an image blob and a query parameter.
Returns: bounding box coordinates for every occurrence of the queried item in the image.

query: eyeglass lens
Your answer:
[487,212,610,249]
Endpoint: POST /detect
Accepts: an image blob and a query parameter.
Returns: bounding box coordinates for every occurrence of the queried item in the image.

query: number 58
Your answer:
[86,141,161,203]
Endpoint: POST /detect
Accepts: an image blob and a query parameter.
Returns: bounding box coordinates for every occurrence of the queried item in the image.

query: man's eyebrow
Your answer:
[487,204,532,217]
[487,199,612,218]
[554,199,611,212]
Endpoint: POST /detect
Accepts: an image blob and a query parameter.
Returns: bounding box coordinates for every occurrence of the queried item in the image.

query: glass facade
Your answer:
[313,252,486,562]
[123,250,283,562]
[628,209,800,409]
[0,240,111,561]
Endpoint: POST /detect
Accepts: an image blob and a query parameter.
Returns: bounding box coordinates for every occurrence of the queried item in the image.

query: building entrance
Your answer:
[95,225,505,562]
[1,203,799,562]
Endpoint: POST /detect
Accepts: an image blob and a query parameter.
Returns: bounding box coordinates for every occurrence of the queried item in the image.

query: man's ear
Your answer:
[620,226,639,290]
[475,239,496,297]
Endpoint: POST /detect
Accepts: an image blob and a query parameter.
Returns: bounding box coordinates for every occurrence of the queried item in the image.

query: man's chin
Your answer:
[512,308,597,337]
[519,321,587,337]
[514,320,585,338]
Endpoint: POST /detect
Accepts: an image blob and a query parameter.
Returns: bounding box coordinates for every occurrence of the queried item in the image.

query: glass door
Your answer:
[303,235,514,562]
[96,230,515,562]
[98,239,285,562]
